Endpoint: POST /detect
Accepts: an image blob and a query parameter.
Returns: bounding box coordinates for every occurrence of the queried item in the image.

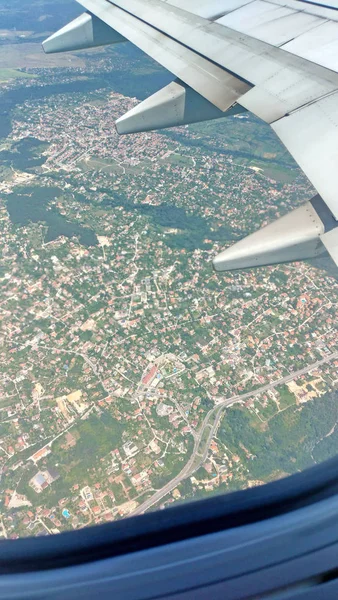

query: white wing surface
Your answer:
[43,0,338,271]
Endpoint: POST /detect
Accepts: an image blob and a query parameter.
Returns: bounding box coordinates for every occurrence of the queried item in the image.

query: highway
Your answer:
[132,349,338,516]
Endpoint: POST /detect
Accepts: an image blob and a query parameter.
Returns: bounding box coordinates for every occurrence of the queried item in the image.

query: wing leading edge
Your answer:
[43,0,338,272]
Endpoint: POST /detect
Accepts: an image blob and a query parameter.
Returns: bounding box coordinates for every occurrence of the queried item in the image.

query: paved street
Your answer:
[132,350,338,515]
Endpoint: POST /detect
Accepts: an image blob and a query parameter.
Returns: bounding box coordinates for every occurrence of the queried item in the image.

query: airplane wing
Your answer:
[43,0,338,271]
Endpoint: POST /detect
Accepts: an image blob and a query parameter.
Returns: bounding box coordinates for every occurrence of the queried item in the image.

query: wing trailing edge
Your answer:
[43,12,126,54]
[213,197,338,271]
[272,91,338,222]
[79,0,251,112]
[116,80,247,135]
[321,229,338,266]
[43,0,338,272]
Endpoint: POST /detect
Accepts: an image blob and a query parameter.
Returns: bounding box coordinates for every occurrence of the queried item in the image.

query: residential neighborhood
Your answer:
[0,26,337,538]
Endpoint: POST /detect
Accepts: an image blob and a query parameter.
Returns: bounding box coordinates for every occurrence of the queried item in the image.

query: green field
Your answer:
[262,165,298,184]
[279,385,297,409]
[78,156,124,174]
[0,69,38,83]
[165,153,194,167]
[78,155,144,175]
[0,68,38,82]
[231,158,298,184]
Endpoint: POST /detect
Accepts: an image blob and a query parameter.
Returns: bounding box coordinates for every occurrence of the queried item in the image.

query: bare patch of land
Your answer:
[0,43,85,69]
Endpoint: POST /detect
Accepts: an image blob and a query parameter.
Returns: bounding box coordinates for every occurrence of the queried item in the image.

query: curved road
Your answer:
[132,350,338,516]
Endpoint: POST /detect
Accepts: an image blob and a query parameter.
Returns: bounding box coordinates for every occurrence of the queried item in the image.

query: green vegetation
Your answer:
[278,385,297,409]
[151,437,194,488]
[6,185,98,247]
[0,69,38,83]
[19,413,124,507]
[0,31,337,538]
[71,413,123,458]
[78,157,124,175]
[313,425,338,464]
[219,389,338,480]
[262,166,297,184]
[164,153,194,167]
[255,399,278,421]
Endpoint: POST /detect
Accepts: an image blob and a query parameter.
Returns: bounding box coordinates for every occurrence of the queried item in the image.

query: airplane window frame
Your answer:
[1,455,338,574]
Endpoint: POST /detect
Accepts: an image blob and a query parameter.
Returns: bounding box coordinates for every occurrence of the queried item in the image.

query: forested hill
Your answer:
[218,387,338,483]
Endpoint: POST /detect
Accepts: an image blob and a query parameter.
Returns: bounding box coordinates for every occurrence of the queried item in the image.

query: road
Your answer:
[132,350,338,516]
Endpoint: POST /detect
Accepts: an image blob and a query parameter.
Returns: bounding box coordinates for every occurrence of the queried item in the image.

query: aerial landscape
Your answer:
[0,0,337,538]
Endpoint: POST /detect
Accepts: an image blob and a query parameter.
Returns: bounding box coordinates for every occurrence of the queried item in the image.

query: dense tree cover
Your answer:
[269,271,289,286]
[0,137,49,169]
[219,389,338,479]
[102,194,211,250]
[165,128,295,170]
[66,413,124,464]
[7,186,97,247]
[313,424,338,464]
[19,412,126,507]
[100,191,238,251]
